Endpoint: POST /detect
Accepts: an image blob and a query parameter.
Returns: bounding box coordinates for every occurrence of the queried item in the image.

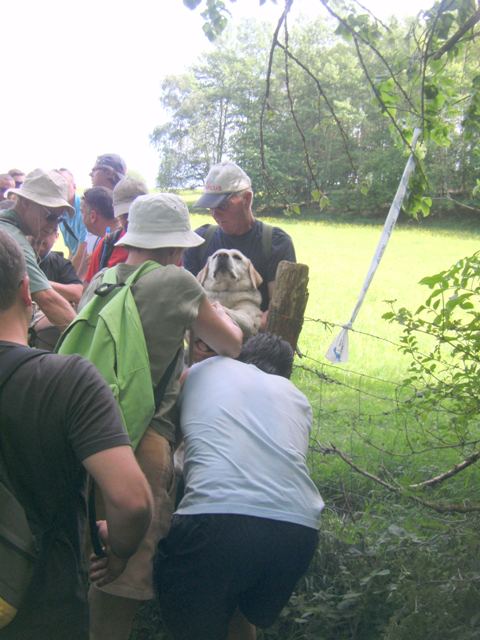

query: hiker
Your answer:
[184,161,296,311]
[56,168,88,276]
[154,333,323,640]
[90,153,126,190]
[0,174,15,201]
[29,227,83,350]
[80,186,118,283]
[0,169,76,329]
[8,168,25,189]
[0,230,153,640]
[184,162,296,361]
[76,193,243,640]
[81,176,148,287]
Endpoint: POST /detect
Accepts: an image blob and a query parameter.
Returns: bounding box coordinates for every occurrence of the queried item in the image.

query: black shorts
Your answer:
[154,513,318,640]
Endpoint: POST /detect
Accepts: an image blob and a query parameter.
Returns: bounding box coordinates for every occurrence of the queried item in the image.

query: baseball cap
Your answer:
[194,162,252,208]
[113,176,148,217]
[93,154,127,178]
[116,193,204,249]
[7,168,74,213]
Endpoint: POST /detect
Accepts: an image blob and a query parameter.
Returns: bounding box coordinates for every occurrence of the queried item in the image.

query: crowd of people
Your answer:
[0,155,324,640]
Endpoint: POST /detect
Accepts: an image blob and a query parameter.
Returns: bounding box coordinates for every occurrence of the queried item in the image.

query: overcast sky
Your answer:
[1,0,433,190]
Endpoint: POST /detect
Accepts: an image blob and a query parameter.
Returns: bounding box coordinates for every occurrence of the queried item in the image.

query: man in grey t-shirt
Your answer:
[0,169,76,330]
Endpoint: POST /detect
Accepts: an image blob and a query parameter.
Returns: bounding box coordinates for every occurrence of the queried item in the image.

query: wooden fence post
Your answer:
[266,261,309,350]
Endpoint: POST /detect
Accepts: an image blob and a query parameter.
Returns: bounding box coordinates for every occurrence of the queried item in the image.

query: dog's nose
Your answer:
[215,252,229,264]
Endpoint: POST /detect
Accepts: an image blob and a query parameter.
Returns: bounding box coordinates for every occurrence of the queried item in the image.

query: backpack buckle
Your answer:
[94,282,124,297]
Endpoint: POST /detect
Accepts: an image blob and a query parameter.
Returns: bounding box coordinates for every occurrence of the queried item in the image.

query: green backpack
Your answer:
[57,261,171,450]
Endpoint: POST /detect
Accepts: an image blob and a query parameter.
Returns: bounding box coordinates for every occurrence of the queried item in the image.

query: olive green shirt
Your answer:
[0,209,51,294]
[83,263,205,443]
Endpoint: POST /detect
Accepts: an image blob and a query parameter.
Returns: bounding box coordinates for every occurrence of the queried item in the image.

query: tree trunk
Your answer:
[266,261,309,350]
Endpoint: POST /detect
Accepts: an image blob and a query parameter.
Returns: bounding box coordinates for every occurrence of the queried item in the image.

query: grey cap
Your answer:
[195,162,252,208]
[113,176,148,217]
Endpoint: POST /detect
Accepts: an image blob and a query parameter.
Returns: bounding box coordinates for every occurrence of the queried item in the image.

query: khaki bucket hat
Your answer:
[116,193,204,249]
[8,168,74,213]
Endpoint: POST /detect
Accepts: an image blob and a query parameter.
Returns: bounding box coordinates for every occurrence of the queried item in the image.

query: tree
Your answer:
[180,0,480,218]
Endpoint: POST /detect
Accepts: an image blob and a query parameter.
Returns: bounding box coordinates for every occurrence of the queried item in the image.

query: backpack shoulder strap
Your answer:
[260,221,273,263]
[99,229,123,270]
[198,224,218,266]
[0,346,48,391]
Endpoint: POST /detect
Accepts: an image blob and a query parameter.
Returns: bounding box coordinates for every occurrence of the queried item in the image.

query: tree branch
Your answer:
[431,8,480,60]
[409,450,480,488]
[315,443,480,513]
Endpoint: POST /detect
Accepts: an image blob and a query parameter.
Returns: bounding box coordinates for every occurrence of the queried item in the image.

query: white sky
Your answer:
[1,0,433,190]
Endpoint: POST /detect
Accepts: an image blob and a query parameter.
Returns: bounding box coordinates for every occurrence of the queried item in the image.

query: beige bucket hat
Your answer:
[8,168,74,213]
[116,193,204,249]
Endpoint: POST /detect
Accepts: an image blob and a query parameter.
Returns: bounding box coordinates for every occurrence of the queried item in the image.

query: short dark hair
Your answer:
[0,230,26,311]
[83,186,114,220]
[238,333,294,379]
[8,168,24,178]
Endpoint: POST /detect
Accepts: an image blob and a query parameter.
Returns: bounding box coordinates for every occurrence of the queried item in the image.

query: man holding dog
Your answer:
[0,230,153,639]
[155,333,323,640]
[184,161,296,312]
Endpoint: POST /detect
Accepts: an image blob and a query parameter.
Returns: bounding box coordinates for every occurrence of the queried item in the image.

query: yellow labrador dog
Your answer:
[197,248,263,338]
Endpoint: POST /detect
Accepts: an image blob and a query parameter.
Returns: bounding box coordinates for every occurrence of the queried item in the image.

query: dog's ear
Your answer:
[197,264,209,285]
[247,261,263,289]
[197,261,210,285]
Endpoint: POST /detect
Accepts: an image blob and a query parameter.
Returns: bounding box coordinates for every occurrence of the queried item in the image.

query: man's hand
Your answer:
[192,338,216,363]
[89,520,128,587]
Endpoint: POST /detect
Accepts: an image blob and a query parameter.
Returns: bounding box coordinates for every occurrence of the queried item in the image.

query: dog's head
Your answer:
[197,249,263,293]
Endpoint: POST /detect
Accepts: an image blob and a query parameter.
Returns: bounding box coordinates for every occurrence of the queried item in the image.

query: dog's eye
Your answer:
[232,254,242,261]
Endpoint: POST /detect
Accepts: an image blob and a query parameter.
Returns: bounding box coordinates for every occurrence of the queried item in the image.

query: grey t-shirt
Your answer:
[0,210,51,293]
[177,356,324,529]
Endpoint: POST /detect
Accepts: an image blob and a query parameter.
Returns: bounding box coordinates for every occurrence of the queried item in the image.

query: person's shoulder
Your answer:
[193,223,216,238]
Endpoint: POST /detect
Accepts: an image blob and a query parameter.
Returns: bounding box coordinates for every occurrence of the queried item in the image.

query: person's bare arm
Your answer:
[84,445,153,585]
[192,297,243,358]
[32,287,76,329]
[71,241,87,274]
[50,281,83,305]
[83,446,152,559]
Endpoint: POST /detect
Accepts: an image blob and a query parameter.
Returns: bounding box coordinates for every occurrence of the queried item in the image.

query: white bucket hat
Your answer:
[116,193,204,249]
[194,162,252,208]
[8,168,74,213]
[113,176,148,217]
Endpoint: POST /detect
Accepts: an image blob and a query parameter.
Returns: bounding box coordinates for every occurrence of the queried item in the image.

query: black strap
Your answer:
[260,221,273,263]
[60,217,78,243]
[154,348,181,410]
[99,229,123,270]
[0,345,47,389]
[198,224,218,266]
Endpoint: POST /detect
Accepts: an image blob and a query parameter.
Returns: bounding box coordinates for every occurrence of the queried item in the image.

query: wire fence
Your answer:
[295,316,480,513]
